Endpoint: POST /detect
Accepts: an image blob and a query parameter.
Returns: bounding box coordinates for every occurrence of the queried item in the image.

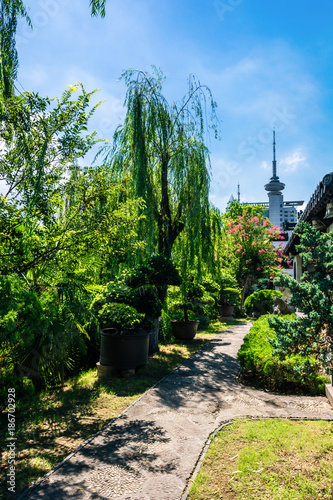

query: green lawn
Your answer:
[189,418,333,500]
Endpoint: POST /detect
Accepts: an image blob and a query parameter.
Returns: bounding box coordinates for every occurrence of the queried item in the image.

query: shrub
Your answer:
[237,315,329,395]
[269,222,333,376]
[0,275,90,388]
[97,302,145,331]
[220,272,238,289]
[220,287,241,306]
[158,309,174,343]
[243,289,282,315]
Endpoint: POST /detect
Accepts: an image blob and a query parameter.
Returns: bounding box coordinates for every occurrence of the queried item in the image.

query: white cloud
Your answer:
[261,161,270,170]
[280,150,306,172]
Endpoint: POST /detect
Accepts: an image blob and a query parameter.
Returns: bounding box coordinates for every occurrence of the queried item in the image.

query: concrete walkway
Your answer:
[23,323,333,500]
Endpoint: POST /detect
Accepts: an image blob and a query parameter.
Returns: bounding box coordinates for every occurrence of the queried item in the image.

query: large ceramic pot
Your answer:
[171,320,199,341]
[100,328,149,369]
[218,304,235,317]
[146,316,161,354]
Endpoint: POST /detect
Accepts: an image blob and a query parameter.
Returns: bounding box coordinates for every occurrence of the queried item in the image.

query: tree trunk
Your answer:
[158,155,173,258]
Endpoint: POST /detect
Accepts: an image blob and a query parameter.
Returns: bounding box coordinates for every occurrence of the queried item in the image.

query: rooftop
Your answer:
[284,172,333,255]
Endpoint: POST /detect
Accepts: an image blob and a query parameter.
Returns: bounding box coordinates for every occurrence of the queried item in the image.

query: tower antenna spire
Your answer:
[237,183,240,203]
[272,129,277,179]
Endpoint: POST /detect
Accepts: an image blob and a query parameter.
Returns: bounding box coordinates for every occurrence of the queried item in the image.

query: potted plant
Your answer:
[125,255,181,353]
[93,297,151,371]
[169,278,207,340]
[218,286,240,319]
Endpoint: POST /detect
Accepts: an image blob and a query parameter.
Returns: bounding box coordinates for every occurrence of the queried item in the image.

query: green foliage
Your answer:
[99,67,219,259]
[237,315,329,395]
[1,86,100,215]
[97,302,145,331]
[89,0,107,17]
[91,259,173,332]
[220,287,241,306]
[0,87,144,282]
[224,200,266,221]
[125,254,181,307]
[126,255,181,289]
[0,86,147,390]
[168,275,215,322]
[158,309,174,344]
[198,276,221,319]
[269,222,333,375]
[0,1,31,107]
[243,289,282,315]
[0,275,91,388]
[220,271,238,289]
[94,256,176,319]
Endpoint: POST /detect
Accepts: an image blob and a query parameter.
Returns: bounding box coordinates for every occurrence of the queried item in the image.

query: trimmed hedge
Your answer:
[243,289,282,315]
[237,315,329,395]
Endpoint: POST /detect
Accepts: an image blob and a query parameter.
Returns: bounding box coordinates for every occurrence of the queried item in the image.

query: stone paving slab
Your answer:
[22,323,333,500]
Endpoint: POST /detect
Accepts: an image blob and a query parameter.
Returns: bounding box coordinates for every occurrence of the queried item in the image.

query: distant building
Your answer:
[246,131,303,239]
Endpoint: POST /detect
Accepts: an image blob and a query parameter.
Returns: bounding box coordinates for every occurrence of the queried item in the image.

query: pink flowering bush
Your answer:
[225,214,285,309]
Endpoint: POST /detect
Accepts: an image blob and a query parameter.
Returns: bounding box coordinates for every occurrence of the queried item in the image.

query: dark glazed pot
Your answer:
[171,320,199,340]
[100,328,149,369]
[219,304,235,317]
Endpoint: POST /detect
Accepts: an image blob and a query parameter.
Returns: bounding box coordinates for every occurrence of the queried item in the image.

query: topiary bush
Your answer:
[237,315,329,395]
[97,302,145,331]
[243,289,282,316]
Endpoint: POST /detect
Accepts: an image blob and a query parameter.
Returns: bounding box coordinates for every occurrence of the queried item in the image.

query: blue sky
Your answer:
[15,0,333,211]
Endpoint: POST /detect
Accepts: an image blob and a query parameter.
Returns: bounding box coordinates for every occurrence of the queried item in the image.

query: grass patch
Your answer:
[189,418,333,500]
[0,320,236,499]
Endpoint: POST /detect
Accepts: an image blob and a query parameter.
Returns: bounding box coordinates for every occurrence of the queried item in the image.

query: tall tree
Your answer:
[225,211,285,308]
[99,67,219,259]
[0,0,106,105]
[0,0,30,106]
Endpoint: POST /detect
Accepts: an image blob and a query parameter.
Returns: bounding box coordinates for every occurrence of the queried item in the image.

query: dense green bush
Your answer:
[237,315,329,395]
[97,302,145,331]
[220,287,241,306]
[158,309,174,343]
[269,222,333,376]
[0,275,91,388]
[168,276,215,322]
[243,289,282,315]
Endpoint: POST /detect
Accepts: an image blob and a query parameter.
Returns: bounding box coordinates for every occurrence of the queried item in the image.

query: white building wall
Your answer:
[268,192,283,228]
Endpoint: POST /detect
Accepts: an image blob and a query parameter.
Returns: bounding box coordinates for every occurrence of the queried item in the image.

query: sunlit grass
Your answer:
[189,419,333,500]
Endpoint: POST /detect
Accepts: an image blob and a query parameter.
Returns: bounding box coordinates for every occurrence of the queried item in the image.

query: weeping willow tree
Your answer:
[0,0,30,108]
[100,67,219,261]
[0,0,105,109]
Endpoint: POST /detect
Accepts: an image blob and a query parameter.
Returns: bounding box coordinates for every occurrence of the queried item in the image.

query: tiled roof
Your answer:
[284,172,333,255]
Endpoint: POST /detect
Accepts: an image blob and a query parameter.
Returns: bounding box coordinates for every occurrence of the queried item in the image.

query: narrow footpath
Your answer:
[22,323,333,500]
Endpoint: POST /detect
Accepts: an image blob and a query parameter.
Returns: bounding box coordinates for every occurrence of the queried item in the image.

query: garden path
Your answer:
[21,323,333,500]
